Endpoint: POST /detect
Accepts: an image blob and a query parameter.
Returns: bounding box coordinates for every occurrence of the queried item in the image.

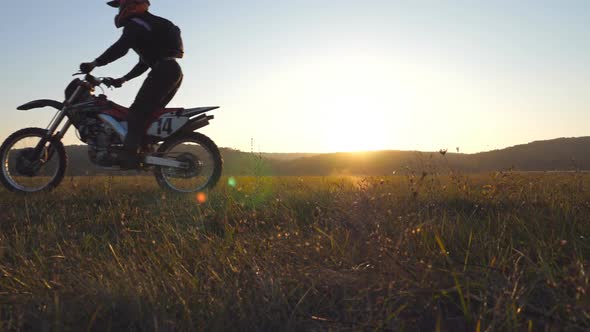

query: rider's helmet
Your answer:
[107,0,150,28]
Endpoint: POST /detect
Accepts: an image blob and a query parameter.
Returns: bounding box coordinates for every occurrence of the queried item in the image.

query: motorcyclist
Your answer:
[80,0,184,169]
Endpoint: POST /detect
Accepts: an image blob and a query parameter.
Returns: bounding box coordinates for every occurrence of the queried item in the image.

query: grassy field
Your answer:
[0,173,588,331]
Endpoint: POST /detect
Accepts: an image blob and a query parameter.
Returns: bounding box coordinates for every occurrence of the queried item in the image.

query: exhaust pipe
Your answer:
[182,106,219,118]
[183,114,214,133]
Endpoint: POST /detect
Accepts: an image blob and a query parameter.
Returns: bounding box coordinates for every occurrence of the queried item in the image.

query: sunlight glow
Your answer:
[196,192,208,204]
[285,55,418,152]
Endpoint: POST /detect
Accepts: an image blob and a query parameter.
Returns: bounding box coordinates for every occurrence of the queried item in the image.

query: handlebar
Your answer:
[85,74,104,87]
[72,72,114,88]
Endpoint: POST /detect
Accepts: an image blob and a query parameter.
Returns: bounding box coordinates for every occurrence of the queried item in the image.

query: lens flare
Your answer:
[228,177,237,188]
[196,192,207,204]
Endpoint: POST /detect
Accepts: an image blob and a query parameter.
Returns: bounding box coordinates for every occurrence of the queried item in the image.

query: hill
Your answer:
[464,137,590,171]
[61,137,590,176]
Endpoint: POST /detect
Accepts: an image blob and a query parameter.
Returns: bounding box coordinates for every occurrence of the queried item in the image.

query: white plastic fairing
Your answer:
[147,115,188,138]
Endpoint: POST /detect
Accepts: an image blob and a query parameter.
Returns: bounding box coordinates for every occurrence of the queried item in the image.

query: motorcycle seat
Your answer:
[105,102,185,121]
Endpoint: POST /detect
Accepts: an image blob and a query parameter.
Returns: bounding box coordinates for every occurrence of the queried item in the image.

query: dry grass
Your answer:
[0,173,588,331]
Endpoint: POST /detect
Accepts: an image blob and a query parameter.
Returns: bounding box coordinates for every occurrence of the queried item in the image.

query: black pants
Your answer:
[125,60,183,153]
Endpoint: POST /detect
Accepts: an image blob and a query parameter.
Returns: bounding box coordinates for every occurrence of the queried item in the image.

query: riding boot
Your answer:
[120,112,144,169]
[119,144,141,169]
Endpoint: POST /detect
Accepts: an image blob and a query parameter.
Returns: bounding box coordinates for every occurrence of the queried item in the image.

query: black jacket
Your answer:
[95,12,184,81]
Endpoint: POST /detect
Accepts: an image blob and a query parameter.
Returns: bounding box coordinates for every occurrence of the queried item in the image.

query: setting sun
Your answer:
[302,56,399,152]
[239,54,426,152]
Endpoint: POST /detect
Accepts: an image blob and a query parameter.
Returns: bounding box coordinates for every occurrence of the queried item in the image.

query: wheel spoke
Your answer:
[0,129,66,193]
[161,145,214,191]
[155,134,222,193]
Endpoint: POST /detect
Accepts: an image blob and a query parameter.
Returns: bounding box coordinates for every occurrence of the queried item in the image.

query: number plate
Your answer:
[147,115,189,138]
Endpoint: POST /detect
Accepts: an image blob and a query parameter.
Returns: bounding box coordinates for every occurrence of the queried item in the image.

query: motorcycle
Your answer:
[0,72,223,194]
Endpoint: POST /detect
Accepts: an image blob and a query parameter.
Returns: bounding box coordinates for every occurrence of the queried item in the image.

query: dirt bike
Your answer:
[0,73,223,194]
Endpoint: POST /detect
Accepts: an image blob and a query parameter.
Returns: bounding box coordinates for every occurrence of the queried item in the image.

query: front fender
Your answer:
[17,99,64,111]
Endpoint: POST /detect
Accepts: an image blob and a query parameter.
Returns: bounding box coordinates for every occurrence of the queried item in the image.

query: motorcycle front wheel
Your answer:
[0,128,67,193]
[154,132,223,193]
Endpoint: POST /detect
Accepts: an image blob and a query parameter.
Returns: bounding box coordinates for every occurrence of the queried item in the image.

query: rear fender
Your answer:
[17,99,64,111]
[151,114,214,144]
[148,112,215,138]
[146,115,190,139]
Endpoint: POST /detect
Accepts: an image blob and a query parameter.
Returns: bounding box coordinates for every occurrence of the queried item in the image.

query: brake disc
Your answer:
[15,148,46,177]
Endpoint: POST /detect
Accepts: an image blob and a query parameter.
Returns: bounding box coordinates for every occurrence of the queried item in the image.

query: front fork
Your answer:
[32,86,82,161]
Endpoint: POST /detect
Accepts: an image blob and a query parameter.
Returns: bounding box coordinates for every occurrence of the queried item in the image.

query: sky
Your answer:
[0,0,589,153]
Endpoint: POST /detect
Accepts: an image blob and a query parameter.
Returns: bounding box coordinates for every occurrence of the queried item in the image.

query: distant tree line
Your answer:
[62,137,590,176]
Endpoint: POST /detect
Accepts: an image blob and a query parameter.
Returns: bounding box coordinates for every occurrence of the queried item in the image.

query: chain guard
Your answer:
[164,153,202,178]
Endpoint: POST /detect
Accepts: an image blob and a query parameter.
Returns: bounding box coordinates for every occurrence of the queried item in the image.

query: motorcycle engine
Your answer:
[78,118,122,167]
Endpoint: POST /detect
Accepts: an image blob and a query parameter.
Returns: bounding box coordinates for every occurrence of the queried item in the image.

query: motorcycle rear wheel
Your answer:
[0,128,67,193]
[154,132,222,193]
